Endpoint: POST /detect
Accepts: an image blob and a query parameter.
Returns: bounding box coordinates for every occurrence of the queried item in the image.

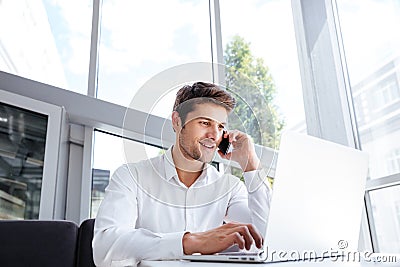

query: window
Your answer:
[0,103,47,219]
[0,0,93,94]
[219,0,306,150]
[0,89,65,220]
[337,0,400,179]
[373,76,400,110]
[353,93,370,124]
[387,148,400,175]
[90,130,163,218]
[337,0,400,252]
[96,0,212,115]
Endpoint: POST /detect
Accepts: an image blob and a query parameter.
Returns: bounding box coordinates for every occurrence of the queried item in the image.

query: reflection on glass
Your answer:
[337,0,400,179]
[0,0,92,94]
[97,0,212,111]
[0,102,47,219]
[91,130,163,218]
[219,0,306,148]
[369,185,400,252]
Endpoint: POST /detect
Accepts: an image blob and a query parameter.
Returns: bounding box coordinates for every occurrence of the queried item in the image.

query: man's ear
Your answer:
[172,111,182,131]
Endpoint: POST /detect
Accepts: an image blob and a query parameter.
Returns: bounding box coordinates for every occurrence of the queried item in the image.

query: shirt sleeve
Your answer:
[92,165,186,267]
[225,168,272,237]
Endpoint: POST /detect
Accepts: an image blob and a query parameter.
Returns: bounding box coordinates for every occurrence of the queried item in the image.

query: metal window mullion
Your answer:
[209,0,225,87]
[87,0,101,98]
[80,126,95,223]
[79,0,101,222]
[292,0,356,146]
[291,0,323,138]
[208,0,215,82]
[330,0,362,150]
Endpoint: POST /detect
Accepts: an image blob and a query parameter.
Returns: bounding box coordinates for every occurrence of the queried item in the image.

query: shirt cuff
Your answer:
[242,168,270,193]
[159,231,186,259]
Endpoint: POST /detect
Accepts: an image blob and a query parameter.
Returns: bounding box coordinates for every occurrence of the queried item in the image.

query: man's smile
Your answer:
[199,140,216,149]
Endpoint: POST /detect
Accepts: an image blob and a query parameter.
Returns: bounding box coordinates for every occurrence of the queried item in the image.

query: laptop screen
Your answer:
[264,131,369,260]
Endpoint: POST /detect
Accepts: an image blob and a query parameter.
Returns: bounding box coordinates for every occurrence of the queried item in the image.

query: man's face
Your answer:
[177,103,228,163]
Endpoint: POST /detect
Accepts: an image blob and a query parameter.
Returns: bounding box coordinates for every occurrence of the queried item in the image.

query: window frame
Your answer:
[0,88,65,220]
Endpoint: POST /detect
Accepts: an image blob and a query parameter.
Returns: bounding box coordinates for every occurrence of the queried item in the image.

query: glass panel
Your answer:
[0,0,92,94]
[336,0,400,179]
[91,130,163,218]
[369,185,400,252]
[219,0,306,149]
[0,102,47,219]
[96,0,212,114]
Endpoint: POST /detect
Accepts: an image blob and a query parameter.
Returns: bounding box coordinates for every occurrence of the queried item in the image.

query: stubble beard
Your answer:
[179,128,214,163]
[179,132,202,161]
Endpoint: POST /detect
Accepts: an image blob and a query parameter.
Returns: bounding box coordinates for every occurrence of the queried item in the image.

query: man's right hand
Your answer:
[182,222,263,255]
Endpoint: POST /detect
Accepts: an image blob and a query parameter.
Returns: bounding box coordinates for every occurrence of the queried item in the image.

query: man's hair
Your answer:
[173,82,236,124]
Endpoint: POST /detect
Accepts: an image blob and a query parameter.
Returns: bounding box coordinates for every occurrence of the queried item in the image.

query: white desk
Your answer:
[139,259,400,267]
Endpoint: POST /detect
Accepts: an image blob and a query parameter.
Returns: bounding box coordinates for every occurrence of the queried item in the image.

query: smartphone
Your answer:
[218,131,231,155]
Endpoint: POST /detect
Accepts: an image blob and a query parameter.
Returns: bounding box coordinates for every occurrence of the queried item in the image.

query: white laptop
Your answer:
[182,131,369,263]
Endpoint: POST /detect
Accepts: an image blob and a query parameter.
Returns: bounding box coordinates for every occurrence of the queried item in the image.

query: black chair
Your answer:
[77,218,96,267]
[0,220,78,267]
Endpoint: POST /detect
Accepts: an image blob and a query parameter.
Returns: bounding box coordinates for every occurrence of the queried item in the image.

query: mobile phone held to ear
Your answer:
[218,131,231,155]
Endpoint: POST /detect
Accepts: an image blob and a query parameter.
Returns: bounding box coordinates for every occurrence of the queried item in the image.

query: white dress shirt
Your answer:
[93,147,272,267]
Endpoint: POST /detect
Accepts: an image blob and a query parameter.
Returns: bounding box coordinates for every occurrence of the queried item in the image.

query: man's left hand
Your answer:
[217,130,260,172]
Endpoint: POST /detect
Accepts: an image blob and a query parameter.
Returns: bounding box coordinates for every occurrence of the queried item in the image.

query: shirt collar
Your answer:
[164,146,178,181]
[163,146,214,185]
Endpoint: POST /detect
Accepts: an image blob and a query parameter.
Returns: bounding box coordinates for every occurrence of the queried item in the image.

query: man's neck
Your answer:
[172,145,205,187]
[176,168,202,187]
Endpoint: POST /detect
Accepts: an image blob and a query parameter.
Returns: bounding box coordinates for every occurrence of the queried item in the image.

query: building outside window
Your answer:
[387,148,400,175]
[373,75,400,110]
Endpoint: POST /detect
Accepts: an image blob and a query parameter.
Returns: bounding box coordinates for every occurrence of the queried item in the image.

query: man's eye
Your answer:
[201,121,210,126]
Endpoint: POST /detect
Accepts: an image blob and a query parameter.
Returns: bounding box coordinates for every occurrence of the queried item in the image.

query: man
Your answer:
[93,82,272,266]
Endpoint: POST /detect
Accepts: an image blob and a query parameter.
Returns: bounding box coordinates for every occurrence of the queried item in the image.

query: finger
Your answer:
[217,150,225,158]
[245,224,263,249]
[230,232,245,250]
[228,130,240,143]
[224,225,253,250]
[236,226,254,250]
[224,223,261,249]
[223,151,232,159]
[217,150,231,160]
